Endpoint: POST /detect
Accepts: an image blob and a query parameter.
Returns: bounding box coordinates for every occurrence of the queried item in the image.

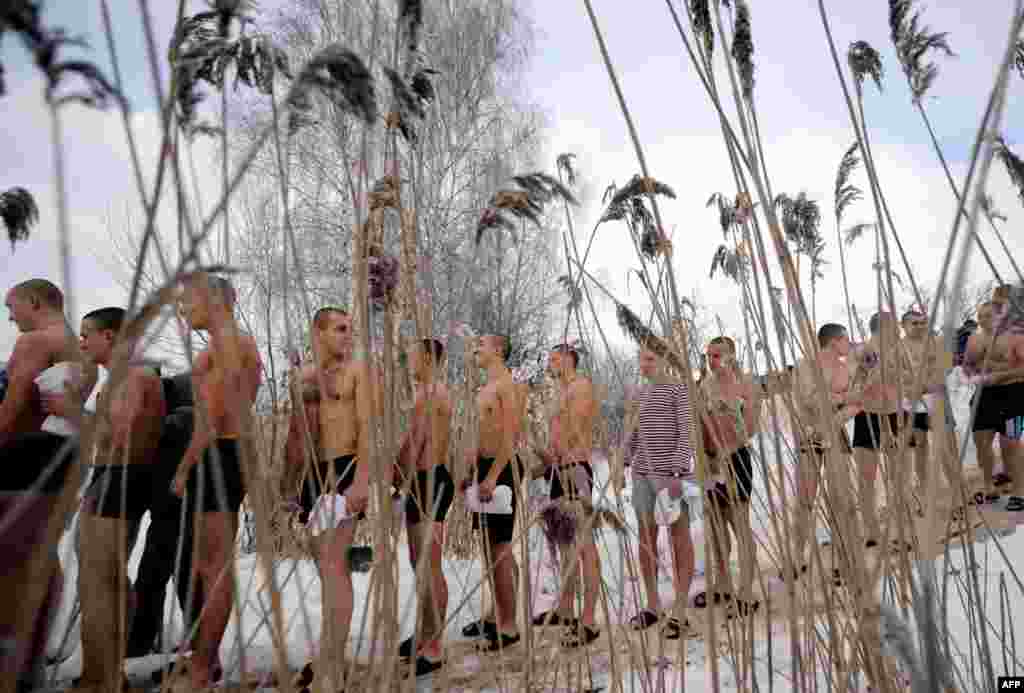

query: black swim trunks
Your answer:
[852,412,908,450]
[405,464,455,525]
[470,456,519,545]
[547,461,594,502]
[298,454,362,523]
[911,412,930,432]
[971,384,1013,433]
[707,446,754,507]
[1002,383,1024,441]
[187,438,245,513]
[83,464,153,522]
[0,432,78,494]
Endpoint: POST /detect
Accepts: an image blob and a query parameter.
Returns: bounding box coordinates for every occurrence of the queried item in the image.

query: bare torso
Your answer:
[408,382,452,470]
[94,366,166,466]
[551,377,596,463]
[702,372,757,455]
[794,354,853,439]
[851,337,908,414]
[192,328,262,439]
[476,372,518,458]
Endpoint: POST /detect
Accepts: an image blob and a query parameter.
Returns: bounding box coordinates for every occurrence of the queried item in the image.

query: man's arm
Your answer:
[354,362,375,485]
[0,335,49,447]
[283,366,319,498]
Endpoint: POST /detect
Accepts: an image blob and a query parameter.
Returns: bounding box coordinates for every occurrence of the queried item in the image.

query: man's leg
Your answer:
[792,451,820,570]
[854,448,882,545]
[77,512,130,690]
[913,429,930,496]
[668,513,694,620]
[488,537,518,636]
[190,511,238,688]
[635,518,659,616]
[418,522,447,660]
[315,522,357,685]
[726,504,756,603]
[1003,438,1024,498]
[974,431,998,496]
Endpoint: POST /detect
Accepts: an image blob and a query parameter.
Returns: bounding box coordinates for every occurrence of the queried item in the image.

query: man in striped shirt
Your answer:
[624,347,695,638]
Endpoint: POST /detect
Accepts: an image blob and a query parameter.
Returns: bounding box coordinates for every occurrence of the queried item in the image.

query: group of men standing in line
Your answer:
[2,273,1024,693]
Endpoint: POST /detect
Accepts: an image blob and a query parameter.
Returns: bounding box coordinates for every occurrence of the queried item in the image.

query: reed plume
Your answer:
[995,135,1024,207]
[556,152,578,186]
[397,0,424,64]
[848,40,884,91]
[287,45,378,133]
[383,66,439,143]
[888,0,955,101]
[615,302,685,372]
[475,172,578,244]
[1016,37,1024,79]
[0,187,39,250]
[834,142,863,224]
[773,191,822,254]
[731,0,755,100]
[689,0,714,56]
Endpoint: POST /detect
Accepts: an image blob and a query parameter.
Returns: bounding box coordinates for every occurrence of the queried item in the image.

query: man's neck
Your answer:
[558,369,577,387]
[320,351,347,372]
[31,312,66,333]
[711,367,735,384]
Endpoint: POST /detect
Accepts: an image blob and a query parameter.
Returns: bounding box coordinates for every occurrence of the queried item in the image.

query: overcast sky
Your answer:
[2,0,1022,367]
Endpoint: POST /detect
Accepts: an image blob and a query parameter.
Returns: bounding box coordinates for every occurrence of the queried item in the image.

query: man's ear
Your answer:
[29,296,41,310]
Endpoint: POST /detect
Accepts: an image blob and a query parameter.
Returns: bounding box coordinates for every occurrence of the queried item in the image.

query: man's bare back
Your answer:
[477,373,519,460]
[407,382,452,472]
[193,330,262,439]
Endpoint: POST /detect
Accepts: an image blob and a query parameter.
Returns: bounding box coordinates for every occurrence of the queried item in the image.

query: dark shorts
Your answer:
[405,464,454,525]
[547,461,594,502]
[912,412,930,432]
[187,439,245,513]
[972,384,1014,433]
[83,464,153,521]
[1003,383,1024,440]
[471,456,519,545]
[0,432,78,494]
[298,455,361,523]
[852,412,909,450]
[708,446,754,507]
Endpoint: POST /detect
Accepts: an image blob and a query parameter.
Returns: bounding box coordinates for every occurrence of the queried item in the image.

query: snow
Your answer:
[38,368,1024,691]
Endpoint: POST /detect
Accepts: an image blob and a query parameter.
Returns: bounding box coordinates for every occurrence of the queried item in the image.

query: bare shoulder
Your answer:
[569,376,595,399]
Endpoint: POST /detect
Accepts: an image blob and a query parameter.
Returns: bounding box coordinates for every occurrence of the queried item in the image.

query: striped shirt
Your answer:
[626,383,694,478]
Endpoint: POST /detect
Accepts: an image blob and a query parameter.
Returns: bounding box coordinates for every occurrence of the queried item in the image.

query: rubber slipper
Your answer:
[629,609,660,630]
[561,623,601,648]
[476,631,521,652]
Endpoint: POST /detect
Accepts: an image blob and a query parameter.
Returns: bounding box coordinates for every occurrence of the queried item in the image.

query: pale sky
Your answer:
[2,0,1022,368]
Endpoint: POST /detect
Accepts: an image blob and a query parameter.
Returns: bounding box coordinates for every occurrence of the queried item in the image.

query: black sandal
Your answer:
[728,599,760,619]
[994,472,1012,487]
[462,620,496,638]
[629,609,660,630]
[407,656,444,678]
[477,631,521,652]
[292,662,314,689]
[562,623,601,648]
[693,591,708,608]
[532,610,575,627]
[662,617,689,639]
[398,636,415,660]
[1006,496,1024,512]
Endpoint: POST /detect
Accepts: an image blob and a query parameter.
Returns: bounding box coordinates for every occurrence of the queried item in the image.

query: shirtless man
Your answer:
[983,285,1024,511]
[462,335,521,651]
[0,279,94,693]
[965,299,1021,504]
[172,275,262,689]
[395,339,453,676]
[790,324,862,574]
[900,309,949,495]
[530,344,602,647]
[287,306,381,692]
[44,307,166,692]
[849,312,909,547]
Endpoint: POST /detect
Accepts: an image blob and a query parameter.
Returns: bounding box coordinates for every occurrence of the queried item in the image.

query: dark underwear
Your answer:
[707,446,754,507]
[298,454,361,523]
[911,412,930,432]
[0,431,78,494]
[405,464,455,525]
[852,412,910,450]
[83,464,154,522]
[187,438,245,513]
[470,455,519,545]
[1003,383,1024,440]
[971,384,1014,433]
[547,461,594,502]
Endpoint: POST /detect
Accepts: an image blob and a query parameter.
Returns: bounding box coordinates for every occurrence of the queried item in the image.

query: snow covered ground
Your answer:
[40,369,1024,691]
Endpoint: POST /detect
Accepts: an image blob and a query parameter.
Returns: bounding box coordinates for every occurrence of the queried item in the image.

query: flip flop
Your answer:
[629,609,660,630]
[532,610,576,627]
[398,636,415,660]
[1005,496,1024,512]
[692,591,708,609]
[994,472,1011,487]
[728,600,760,619]
[462,620,496,638]
[407,656,444,678]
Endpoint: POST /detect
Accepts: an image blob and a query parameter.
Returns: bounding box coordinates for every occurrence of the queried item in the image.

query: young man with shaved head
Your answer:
[172,274,262,689]
[395,338,453,675]
[286,306,382,692]
[462,334,522,652]
[531,343,602,647]
[0,279,95,693]
[44,307,166,693]
[984,286,1024,511]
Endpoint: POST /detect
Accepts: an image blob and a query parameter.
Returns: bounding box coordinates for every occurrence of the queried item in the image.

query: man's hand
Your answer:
[346,482,369,515]
[171,464,190,498]
[667,478,684,500]
[611,467,625,495]
[477,477,496,502]
[41,392,72,419]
